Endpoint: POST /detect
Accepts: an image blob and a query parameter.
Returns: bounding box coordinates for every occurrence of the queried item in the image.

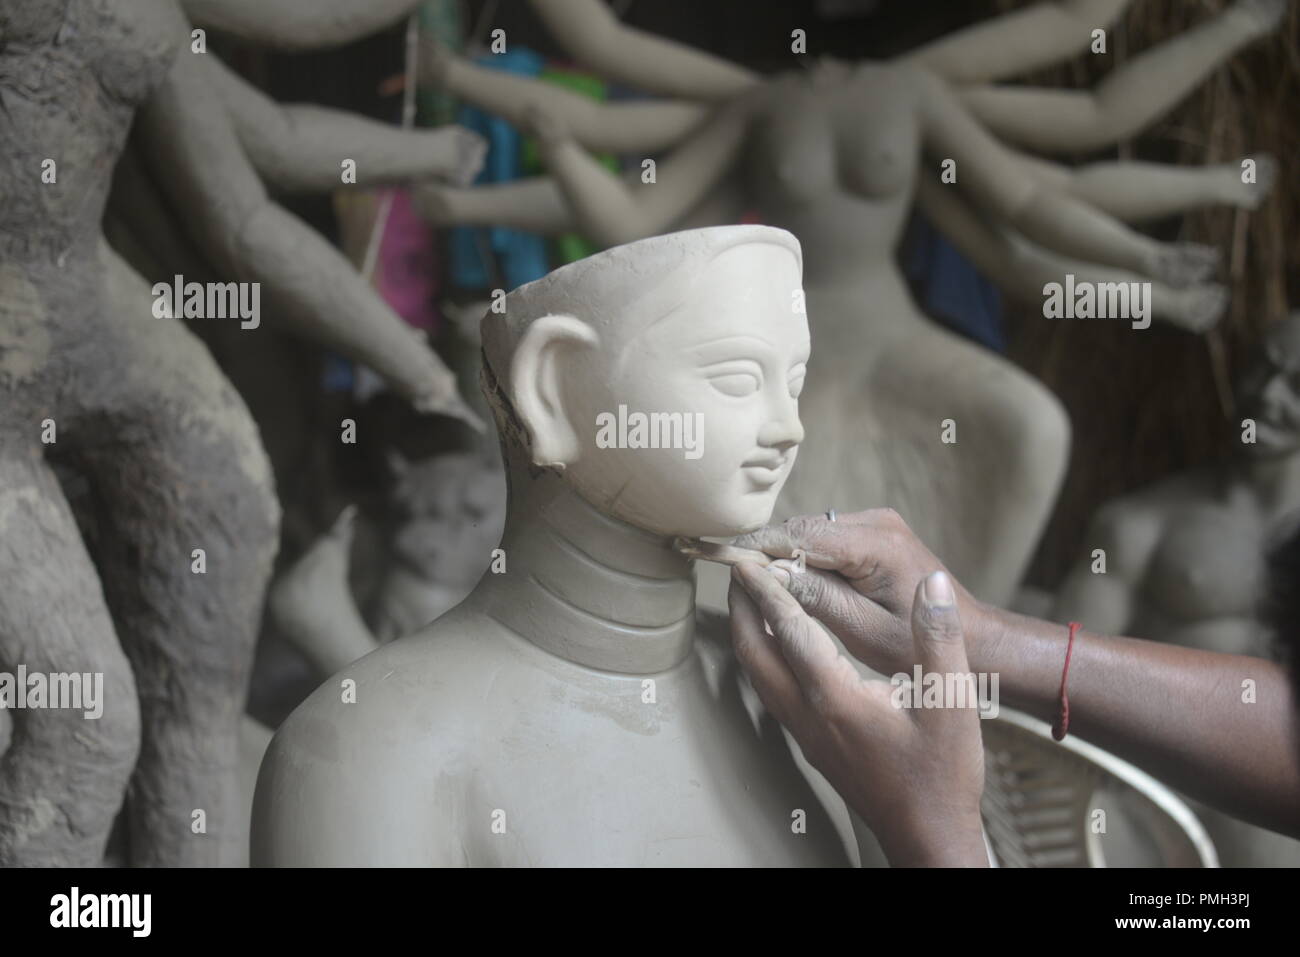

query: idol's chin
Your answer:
[592,479,780,540]
[701,497,780,539]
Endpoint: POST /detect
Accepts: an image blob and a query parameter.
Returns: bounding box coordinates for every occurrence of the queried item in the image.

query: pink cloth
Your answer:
[376,189,441,333]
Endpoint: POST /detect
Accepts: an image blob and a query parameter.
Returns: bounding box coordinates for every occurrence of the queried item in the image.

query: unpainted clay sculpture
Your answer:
[1054,313,1300,866]
[1056,314,1300,654]
[125,0,487,423]
[416,0,1285,606]
[268,507,380,679]
[0,0,481,866]
[267,451,508,675]
[254,226,879,867]
[1,0,275,868]
[244,455,506,864]
[372,451,509,642]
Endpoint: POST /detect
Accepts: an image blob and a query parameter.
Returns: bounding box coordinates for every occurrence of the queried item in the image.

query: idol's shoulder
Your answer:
[250,609,517,865]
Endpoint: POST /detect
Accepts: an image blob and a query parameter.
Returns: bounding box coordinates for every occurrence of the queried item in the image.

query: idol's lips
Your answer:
[741,454,787,471]
[742,462,786,490]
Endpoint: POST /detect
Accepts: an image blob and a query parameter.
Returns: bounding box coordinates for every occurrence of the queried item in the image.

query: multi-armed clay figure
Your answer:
[416,0,1285,607]
[0,0,484,866]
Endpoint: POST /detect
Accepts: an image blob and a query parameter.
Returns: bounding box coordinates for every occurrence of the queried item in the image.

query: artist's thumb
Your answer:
[909,571,969,678]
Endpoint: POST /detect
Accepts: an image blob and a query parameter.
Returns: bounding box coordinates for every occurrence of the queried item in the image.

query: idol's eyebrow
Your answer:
[689,336,774,365]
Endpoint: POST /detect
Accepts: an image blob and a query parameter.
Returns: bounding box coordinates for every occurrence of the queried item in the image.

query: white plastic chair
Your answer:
[980,707,1218,867]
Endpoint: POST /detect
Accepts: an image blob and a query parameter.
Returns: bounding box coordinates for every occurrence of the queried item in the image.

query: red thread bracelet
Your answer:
[1051,622,1081,741]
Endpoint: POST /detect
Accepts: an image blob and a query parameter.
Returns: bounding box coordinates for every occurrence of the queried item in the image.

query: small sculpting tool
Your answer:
[673,537,774,567]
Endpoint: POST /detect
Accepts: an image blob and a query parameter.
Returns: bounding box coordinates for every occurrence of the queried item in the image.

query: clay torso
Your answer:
[0,1,178,265]
[727,62,1064,609]
[1128,473,1283,655]
[1,0,182,428]
[254,607,856,866]
[745,62,920,292]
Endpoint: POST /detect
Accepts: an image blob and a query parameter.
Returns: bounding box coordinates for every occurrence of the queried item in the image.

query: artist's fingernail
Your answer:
[767,563,790,588]
[922,570,954,608]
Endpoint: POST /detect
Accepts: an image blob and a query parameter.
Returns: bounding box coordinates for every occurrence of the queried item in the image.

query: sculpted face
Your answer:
[388,453,507,586]
[1240,316,1300,459]
[561,243,809,537]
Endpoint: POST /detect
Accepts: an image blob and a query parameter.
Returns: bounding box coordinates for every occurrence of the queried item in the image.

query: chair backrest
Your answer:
[980,707,1218,868]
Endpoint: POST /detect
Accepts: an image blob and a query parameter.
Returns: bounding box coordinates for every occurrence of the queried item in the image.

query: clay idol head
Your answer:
[1238,313,1300,459]
[482,226,809,538]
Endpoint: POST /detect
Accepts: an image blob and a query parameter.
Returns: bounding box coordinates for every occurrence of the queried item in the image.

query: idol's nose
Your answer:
[758,391,804,451]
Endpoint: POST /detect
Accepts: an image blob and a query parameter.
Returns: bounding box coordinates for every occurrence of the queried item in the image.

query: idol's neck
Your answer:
[467,469,696,675]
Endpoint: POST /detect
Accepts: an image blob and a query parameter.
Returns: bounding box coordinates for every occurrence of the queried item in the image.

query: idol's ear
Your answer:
[509,315,600,468]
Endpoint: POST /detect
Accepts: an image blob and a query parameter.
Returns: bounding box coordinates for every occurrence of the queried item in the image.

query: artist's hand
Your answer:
[732,509,994,677]
[729,565,988,867]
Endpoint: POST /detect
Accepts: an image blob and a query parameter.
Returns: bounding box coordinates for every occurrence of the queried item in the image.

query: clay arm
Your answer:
[267,507,380,678]
[180,0,424,51]
[958,0,1285,154]
[525,0,760,101]
[917,69,1216,287]
[414,175,576,234]
[527,99,752,248]
[914,177,1227,333]
[1012,151,1277,223]
[899,0,1132,84]
[421,40,709,155]
[413,161,745,237]
[203,55,484,192]
[138,53,473,421]
[975,608,1300,840]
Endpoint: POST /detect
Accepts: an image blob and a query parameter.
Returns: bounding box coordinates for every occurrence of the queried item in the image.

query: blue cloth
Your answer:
[901,210,1005,352]
[449,47,550,291]
[321,353,354,392]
